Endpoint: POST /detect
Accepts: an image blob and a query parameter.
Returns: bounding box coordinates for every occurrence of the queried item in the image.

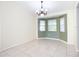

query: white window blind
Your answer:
[40,20,45,31]
[60,17,65,32]
[48,19,57,31]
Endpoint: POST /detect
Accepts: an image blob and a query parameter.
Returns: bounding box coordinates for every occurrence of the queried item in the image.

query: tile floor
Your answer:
[0,39,78,57]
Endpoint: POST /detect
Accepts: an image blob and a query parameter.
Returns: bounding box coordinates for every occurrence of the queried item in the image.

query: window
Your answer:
[48,19,57,31]
[40,20,45,31]
[60,17,65,32]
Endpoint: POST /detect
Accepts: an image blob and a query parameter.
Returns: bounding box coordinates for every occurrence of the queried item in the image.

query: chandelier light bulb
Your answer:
[45,9,48,12]
[40,14,44,17]
[35,10,39,14]
[41,8,44,11]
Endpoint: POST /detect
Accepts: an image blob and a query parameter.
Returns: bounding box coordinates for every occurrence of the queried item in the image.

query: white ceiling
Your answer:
[24,1,78,15]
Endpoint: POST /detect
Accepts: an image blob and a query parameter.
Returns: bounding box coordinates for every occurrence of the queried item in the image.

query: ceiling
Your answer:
[24,1,78,15]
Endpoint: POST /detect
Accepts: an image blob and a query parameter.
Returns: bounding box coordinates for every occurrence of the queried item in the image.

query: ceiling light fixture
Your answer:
[36,1,47,16]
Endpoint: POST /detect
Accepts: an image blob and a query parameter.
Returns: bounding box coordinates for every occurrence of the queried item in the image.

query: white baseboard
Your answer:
[37,38,59,40]
[58,39,67,44]
[0,39,34,53]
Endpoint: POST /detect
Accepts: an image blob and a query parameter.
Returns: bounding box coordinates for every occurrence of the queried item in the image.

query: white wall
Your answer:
[0,1,36,51]
[0,5,3,51]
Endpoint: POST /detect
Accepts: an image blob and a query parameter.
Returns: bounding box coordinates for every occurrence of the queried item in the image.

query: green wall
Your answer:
[38,14,67,41]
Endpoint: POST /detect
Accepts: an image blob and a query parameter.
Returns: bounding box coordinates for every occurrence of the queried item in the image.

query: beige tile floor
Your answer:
[0,39,78,57]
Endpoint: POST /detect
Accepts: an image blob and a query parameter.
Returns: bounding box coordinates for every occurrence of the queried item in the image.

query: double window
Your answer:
[40,19,57,31]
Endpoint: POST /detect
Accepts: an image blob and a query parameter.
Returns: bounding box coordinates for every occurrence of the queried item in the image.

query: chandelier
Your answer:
[36,1,47,16]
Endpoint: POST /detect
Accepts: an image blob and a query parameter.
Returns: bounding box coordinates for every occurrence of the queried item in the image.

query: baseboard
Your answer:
[58,39,67,44]
[0,39,34,53]
[37,38,59,40]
